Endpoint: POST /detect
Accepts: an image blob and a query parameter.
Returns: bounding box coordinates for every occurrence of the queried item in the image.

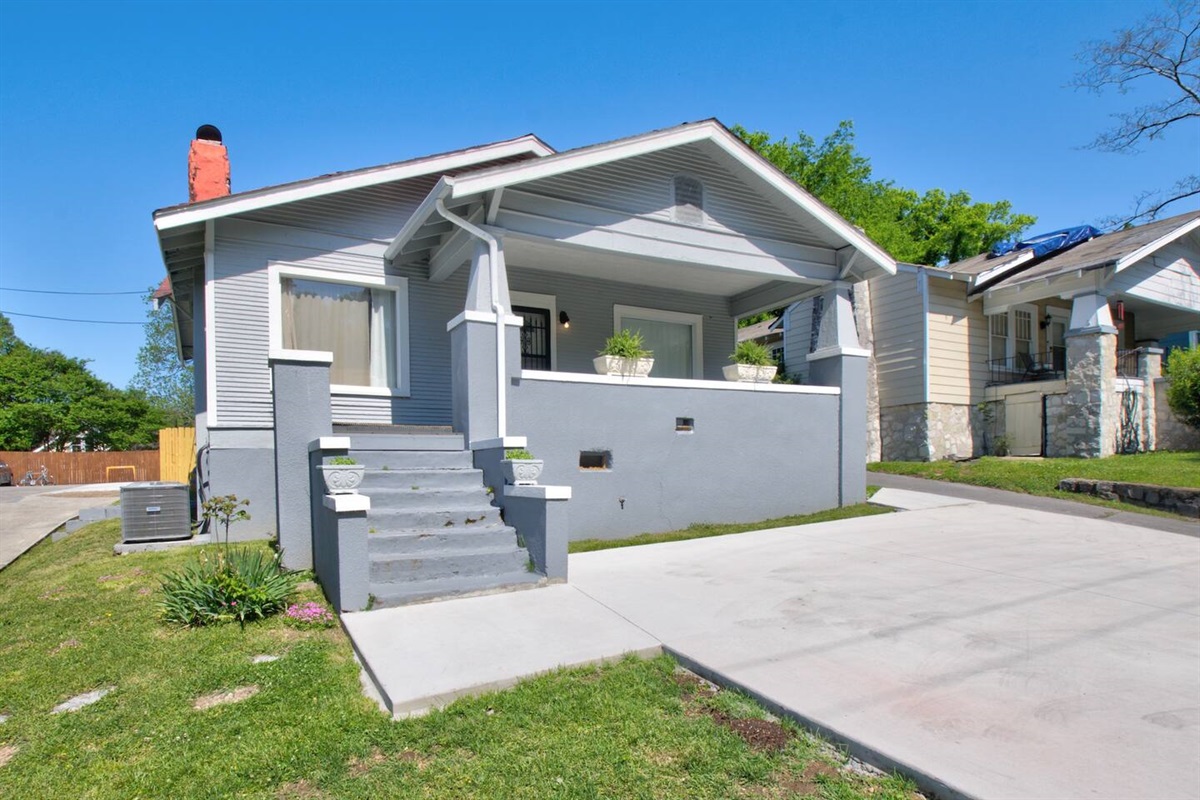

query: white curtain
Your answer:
[282,278,393,387]
[623,317,693,378]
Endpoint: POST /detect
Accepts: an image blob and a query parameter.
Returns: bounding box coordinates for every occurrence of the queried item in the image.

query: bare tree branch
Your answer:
[1100,175,1200,229]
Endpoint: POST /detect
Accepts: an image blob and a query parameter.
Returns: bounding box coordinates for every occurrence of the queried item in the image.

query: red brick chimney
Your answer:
[188,124,230,203]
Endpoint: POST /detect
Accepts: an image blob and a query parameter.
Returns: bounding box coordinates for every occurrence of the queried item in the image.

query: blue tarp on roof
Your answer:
[990,225,1102,259]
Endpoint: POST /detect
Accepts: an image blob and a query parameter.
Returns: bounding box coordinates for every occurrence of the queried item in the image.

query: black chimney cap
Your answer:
[195,124,223,143]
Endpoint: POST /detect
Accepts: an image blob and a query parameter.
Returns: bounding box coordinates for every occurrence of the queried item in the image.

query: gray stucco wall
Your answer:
[203,440,276,540]
[509,377,841,540]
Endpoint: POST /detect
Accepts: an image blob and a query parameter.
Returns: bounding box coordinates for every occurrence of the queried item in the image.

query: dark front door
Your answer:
[513,305,551,370]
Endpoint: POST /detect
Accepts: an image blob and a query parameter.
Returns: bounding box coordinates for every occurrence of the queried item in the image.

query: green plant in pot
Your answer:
[319,455,365,495]
[500,447,544,486]
[723,340,778,383]
[593,329,655,377]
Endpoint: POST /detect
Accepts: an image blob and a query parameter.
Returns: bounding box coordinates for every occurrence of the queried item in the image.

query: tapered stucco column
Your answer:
[1063,293,1118,458]
[269,349,334,569]
[448,239,523,446]
[807,282,871,505]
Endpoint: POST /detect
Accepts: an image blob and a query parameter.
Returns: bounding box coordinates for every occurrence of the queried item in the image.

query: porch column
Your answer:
[1139,347,1164,451]
[448,239,522,446]
[806,282,871,505]
[1063,292,1118,458]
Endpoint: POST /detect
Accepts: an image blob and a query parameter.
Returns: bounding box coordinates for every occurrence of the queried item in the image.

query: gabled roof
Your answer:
[386,119,896,276]
[152,134,554,232]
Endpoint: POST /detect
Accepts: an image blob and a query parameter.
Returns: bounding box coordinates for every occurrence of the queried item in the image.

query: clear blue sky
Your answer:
[1,0,1196,388]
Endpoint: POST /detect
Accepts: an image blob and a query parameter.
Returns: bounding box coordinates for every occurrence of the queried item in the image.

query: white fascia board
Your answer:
[1114,216,1200,272]
[973,250,1035,286]
[154,137,552,232]
[384,178,453,261]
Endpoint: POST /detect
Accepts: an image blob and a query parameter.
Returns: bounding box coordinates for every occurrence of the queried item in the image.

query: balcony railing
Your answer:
[987,350,1065,386]
[1116,348,1142,379]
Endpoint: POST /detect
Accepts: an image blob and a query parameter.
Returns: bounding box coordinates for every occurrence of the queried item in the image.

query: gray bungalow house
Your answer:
[153,120,895,608]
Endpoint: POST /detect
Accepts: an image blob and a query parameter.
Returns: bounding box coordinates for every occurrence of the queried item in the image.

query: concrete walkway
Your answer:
[0,484,124,570]
[345,498,1200,799]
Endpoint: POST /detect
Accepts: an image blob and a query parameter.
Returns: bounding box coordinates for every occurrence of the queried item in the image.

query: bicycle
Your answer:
[18,465,56,486]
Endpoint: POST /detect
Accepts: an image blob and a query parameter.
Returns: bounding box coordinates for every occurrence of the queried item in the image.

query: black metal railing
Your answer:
[1116,348,1142,378]
[987,350,1066,386]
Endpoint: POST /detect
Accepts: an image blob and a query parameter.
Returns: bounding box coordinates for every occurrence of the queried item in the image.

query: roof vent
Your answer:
[195,124,223,143]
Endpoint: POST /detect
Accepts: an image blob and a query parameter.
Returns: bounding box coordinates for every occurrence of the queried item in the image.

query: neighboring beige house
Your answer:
[868,211,1200,460]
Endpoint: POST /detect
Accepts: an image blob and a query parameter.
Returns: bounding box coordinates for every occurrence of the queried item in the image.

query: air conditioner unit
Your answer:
[120,482,191,543]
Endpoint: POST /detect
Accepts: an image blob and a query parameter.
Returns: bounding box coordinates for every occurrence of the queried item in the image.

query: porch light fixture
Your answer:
[1040,313,1053,330]
[559,311,570,329]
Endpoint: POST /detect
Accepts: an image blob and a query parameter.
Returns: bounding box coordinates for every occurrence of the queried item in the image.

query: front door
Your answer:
[1048,313,1068,373]
[513,305,551,371]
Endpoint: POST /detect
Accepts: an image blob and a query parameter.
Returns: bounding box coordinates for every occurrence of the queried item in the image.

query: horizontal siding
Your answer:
[1109,242,1200,311]
[526,141,834,248]
[926,279,975,404]
[507,266,735,380]
[783,300,813,381]
[870,271,924,407]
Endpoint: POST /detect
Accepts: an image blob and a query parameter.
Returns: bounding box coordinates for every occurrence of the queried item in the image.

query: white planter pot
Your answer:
[319,464,364,494]
[723,363,778,383]
[593,355,654,377]
[501,459,544,486]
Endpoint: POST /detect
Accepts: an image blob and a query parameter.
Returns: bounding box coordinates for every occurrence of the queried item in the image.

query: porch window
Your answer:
[989,313,1008,362]
[673,175,704,226]
[270,264,409,396]
[613,304,704,379]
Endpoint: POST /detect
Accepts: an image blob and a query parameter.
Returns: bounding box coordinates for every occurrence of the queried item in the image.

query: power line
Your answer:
[0,286,147,296]
[1,310,144,325]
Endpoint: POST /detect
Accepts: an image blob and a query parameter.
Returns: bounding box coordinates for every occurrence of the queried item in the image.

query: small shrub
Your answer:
[504,448,535,460]
[283,601,336,629]
[991,435,1011,457]
[730,340,773,366]
[200,494,250,551]
[599,329,652,359]
[160,548,300,628]
[1165,346,1200,429]
[329,456,357,466]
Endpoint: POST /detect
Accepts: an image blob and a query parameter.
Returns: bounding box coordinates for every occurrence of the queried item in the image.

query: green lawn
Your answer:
[869,451,1200,514]
[569,503,892,554]
[0,521,919,799]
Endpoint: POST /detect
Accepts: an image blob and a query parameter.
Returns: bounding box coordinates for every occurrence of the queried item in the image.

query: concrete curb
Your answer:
[664,645,979,800]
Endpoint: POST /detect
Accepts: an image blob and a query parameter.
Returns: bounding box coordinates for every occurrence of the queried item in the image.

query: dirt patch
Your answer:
[709,710,792,752]
[193,684,260,711]
[274,778,327,799]
[346,748,386,777]
[0,744,17,768]
[39,586,68,601]
[672,671,719,698]
[51,638,81,655]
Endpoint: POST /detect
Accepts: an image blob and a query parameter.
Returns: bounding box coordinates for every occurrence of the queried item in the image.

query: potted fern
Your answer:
[319,456,365,494]
[723,341,778,383]
[500,448,543,486]
[593,329,654,377]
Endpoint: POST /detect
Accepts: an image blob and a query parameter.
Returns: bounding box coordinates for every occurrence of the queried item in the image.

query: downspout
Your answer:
[434,196,508,439]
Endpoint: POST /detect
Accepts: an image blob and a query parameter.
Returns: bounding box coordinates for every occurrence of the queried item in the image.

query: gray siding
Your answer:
[782,299,815,381]
[1108,241,1200,312]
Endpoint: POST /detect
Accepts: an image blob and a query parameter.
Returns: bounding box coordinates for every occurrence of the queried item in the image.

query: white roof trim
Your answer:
[442,121,896,275]
[973,250,1035,287]
[154,136,553,232]
[1114,216,1200,272]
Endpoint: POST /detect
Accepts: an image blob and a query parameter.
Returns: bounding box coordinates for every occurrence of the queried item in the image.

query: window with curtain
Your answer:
[280,277,396,388]
[613,305,703,379]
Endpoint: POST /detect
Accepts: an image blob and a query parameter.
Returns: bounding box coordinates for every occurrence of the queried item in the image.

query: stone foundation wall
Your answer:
[879,403,929,462]
[1043,392,1072,458]
[1061,333,1118,458]
[1154,379,1200,451]
[879,402,984,461]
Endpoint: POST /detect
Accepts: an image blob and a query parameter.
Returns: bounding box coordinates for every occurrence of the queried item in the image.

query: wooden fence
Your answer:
[158,427,196,484]
[0,451,160,486]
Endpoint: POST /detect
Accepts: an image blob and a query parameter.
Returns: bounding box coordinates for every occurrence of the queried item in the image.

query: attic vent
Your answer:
[673,175,704,225]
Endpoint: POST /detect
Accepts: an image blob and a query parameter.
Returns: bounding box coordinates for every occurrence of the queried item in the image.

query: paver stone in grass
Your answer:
[251,654,280,664]
[51,686,113,714]
[193,685,260,710]
[0,744,17,768]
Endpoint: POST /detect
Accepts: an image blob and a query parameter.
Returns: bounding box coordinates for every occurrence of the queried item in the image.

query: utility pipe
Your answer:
[435,197,508,439]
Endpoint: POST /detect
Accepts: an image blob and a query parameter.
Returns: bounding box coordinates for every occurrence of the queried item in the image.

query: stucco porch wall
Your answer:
[508,372,841,540]
[1154,378,1200,451]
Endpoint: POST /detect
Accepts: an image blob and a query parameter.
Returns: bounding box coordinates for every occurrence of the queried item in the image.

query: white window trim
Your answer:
[510,291,557,371]
[267,262,410,397]
[988,303,1039,365]
[613,304,704,379]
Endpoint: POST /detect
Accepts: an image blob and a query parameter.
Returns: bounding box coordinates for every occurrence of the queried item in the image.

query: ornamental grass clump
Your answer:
[730,340,773,366]
[599,328,652,359]
[283,601,336,629]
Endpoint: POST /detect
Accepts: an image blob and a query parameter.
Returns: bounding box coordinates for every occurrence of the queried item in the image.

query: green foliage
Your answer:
[328,456,358,466]
[160,547,299,627]
[504,448,535,460]
[732,122,1036,265]
[1165,347,1200,429]
[599,328,652,359]
[129,286,194,428]
[199,494,250,552]
[730,340,773,366]
[0,312,166,450]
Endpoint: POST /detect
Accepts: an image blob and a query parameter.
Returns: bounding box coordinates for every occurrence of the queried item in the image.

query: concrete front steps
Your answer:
[346,430,540,608]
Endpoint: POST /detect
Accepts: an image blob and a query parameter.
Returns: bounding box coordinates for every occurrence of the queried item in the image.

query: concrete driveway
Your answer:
[0,485,123,569]
[572,502,1200,800]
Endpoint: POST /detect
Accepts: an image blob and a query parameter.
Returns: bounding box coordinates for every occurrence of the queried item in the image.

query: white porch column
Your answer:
[1060,292,1118,458]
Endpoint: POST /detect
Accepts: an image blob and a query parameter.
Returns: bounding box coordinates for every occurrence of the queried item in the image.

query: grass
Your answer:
[0,520,920,799]
[869,451,1200,516]
[570,503,892,554]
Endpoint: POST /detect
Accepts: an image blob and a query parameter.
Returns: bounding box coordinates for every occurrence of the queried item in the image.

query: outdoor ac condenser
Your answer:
[120,482,191,543]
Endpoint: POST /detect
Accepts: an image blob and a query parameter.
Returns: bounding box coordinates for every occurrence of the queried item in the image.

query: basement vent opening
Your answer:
[579,451,611,470]
[675,417,694,432]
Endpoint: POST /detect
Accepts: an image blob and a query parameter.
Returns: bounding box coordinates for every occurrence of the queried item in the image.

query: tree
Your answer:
[1073,0,1200,224]
[0,312,166,450]
[1165,346,1200,429]
[129,285,194,428]
[732,122,1035,265]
